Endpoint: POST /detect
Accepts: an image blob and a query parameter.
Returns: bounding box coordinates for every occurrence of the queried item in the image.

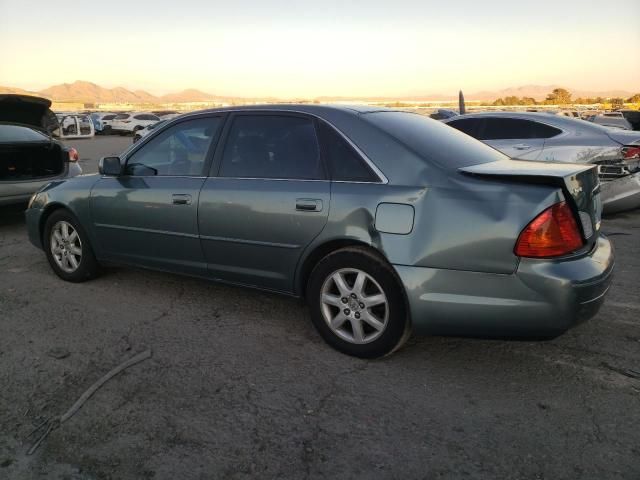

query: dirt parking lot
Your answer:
[0,136,639,479]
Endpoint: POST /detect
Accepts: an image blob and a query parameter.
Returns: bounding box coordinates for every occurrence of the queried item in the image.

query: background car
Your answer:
[110,112,160,135]
[443,111,640,213]
[90,112,117,134]
[133,120,167,143]
[589,112,633,130]
[429,109,459,120]
[55,114,95,138]
[0,94,82,205]
[25,105,612,358]
[619,109,640,131]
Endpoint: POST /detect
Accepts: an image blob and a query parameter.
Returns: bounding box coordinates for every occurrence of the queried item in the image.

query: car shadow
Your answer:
[0,203,27,227]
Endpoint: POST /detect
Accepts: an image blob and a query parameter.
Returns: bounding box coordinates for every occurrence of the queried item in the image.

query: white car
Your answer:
[55,114,95,138]
[110,112,160,135]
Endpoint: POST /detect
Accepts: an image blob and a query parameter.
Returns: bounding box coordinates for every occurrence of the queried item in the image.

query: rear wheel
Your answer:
[307,247,410,358]
[43,210,100,282]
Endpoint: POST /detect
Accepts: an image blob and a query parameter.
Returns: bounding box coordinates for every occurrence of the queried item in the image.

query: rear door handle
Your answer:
[172,194,192,205]
[296,198,322,212]
[514,143,531,150]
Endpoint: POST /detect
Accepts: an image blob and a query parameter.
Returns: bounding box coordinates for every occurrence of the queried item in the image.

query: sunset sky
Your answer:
[1,0,639,97]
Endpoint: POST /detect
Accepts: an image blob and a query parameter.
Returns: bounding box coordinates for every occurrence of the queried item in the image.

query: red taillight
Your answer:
[68,147,79,162]
[622,146,640,160]
[514,202,584,258]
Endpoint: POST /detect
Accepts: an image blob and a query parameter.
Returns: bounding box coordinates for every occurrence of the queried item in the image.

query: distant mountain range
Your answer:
[0,81,224,104]
[0,80,636,104]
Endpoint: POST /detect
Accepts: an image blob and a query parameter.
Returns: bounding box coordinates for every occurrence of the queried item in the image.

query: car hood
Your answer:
[605,129,640,146]
[0,94,59,133]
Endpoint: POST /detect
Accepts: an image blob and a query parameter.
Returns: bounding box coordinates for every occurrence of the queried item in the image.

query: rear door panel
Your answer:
[198,178,329,291]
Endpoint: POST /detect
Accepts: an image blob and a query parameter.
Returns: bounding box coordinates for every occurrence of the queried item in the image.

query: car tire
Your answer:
[103,125,112,134]
[43,209,100,283]
[306,247,411,358]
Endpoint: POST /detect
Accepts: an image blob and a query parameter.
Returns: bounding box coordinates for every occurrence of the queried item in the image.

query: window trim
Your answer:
[121,113,227,178]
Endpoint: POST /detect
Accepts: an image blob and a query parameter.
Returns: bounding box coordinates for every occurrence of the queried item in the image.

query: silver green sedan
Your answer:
[25,105,614,357]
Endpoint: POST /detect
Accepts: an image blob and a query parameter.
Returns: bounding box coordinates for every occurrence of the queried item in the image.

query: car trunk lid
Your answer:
[0,94,59,133]
[460,159,602,248]
[605,129,640,146]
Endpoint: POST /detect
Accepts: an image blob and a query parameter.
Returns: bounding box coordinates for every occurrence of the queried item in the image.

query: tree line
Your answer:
[492,88,640,107]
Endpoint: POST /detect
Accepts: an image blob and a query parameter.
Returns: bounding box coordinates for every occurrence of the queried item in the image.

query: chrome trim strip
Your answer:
[200,234,300,249]
[207,176,328,183]
[94,223,199,239]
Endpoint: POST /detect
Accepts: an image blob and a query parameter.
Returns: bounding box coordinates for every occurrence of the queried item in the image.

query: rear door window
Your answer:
[219,115,324,180]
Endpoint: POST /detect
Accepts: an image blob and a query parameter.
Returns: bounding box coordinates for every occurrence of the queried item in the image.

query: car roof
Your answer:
[443,110,612,132]
[179,103,397,118]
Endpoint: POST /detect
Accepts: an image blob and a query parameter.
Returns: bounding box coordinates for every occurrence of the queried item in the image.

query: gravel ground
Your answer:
[0,136,639,479]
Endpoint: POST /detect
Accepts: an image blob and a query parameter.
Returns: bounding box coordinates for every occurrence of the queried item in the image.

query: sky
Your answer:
[1,0,639,97]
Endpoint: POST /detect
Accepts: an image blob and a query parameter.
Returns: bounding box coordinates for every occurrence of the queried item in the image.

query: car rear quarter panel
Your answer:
[297,174,563,294]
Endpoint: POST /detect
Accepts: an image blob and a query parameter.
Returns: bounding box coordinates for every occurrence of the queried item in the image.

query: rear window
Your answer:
[114,114,130,120]
[0,124,49,143]
[102,114,116,120]
[363,111,505,169]
[477,118,562,140]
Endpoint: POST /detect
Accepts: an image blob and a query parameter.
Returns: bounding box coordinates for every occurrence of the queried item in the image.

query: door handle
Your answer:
[296,198,322,212]
[514,143,531,150]
[172,194,192,205]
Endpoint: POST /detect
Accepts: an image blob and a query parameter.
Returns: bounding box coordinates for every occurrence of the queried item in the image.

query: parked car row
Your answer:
[89,111,179,136]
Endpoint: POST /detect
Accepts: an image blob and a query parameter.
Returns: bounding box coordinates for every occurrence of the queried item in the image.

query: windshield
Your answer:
[0,124,49,142]
[363,111,504,169]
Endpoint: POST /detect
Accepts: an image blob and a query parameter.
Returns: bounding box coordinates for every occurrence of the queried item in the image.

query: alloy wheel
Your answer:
[320,268,389,344]
[50,221,83,273]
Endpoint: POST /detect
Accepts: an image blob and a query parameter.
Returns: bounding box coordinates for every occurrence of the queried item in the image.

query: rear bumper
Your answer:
[394,235,614,337]
[0,163,80,206]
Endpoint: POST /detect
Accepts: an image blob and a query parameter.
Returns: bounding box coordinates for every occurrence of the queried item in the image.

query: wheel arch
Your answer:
[39,203,75,245]
[296,239,373,297]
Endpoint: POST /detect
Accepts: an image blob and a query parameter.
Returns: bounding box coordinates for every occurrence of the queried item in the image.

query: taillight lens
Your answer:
[68,147,79,162]
[514,202,584,258]
[622,146,640,160]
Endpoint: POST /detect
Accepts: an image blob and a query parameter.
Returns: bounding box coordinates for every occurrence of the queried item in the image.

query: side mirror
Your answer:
[99,156,122,176]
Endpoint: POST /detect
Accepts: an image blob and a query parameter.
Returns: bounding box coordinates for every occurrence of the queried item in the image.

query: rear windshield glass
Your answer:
[363,111,505,169]
[0,124,49,143]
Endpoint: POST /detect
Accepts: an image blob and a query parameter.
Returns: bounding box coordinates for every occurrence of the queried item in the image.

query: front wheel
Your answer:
[307,247,410,358]
[43,210,100,282]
